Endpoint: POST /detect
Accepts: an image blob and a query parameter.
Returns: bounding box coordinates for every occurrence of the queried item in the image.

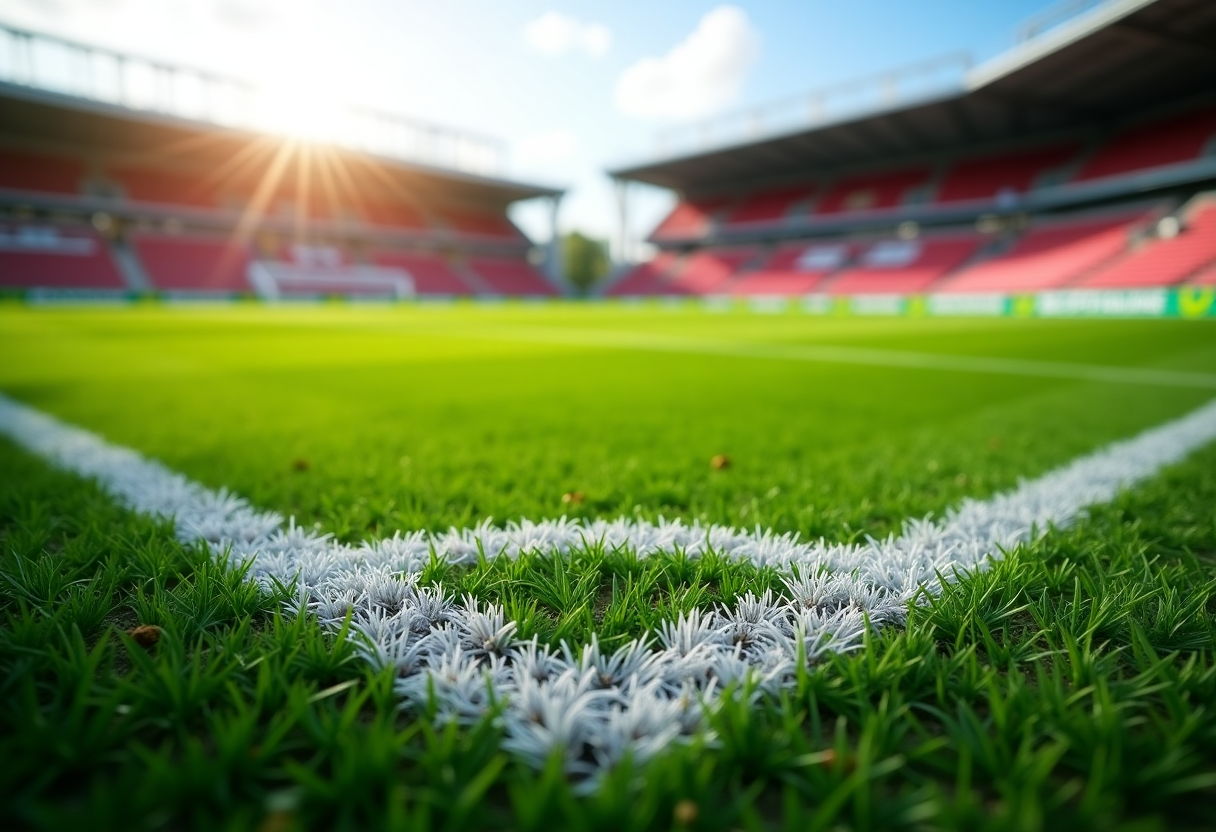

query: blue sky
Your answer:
[0,0,1062,245]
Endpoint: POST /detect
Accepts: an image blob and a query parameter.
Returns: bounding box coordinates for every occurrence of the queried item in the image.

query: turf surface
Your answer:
[2,304,1215,541]
[1,303,1215,830]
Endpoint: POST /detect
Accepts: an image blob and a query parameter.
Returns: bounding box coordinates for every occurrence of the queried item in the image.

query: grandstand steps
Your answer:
[109,238,153,292]
[452,259,497,295]
[712,248,771,294]
[1079,196,1216,288]
[804,260,857,295]
[1190,262,1216,285]
[1058,204,1174,288]
[928,236,1007,290]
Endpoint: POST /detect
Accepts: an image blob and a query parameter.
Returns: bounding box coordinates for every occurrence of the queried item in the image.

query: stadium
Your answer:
[1,1,1215,830]
[608,0,1216,304]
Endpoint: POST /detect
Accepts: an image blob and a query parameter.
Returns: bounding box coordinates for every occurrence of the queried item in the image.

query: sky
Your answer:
[0,0,1065,248]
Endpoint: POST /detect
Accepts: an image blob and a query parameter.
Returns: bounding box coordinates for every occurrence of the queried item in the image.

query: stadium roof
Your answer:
[0,22,562,207]
[609,0,1216,196]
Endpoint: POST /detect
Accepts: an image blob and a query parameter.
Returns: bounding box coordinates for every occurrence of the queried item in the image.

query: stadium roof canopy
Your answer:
[608,0,1216,197]
[0,23,561,208]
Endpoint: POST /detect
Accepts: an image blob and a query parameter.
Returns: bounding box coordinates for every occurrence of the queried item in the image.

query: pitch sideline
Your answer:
[435,324,1216,390]
[2,392,1216,777]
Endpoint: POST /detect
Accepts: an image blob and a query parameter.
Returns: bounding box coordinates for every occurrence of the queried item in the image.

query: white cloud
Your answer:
[614,5,760,120]
[524,11,611,58]
[514,129,579,165]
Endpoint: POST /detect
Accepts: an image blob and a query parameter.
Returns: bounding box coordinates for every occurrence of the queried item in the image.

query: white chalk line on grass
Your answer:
[441,325,1216,390]
[3,392,1216,781]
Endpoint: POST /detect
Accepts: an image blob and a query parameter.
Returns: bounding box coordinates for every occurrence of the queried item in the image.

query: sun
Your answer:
[248,31,348,143]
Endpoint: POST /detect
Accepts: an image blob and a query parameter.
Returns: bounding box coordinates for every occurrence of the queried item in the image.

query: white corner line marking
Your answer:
[3,392,1216,779]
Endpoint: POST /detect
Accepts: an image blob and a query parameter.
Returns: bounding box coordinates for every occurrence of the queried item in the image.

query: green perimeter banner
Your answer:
[714,287,1216,319]
[6,286,1216,318]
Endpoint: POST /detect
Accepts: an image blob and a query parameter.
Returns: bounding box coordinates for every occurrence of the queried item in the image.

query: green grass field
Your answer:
[2,303,1215,831]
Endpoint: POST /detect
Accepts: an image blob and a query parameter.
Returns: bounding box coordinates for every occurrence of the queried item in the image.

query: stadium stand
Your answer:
[815,168,930,215]
[724,185,817,226]
[466,257,556,296]
[829,235,981,295]
[441,210,523,240]
[1074,107,1216,183]
[608,0,1216,299]
[940,211,1149,293]
[0,223,125,289]
[110,167,222,209]
[729,243,848,296]
[606,252,683,296]
[0,23,561,298]
[1080,201,1216,288]
[361,201,431,230]
[131,232,251,293]
[373,250,474,295]
[1190,262,1216,285]
[0,148,84,196]
[669,248,756,294]
[651,199,727,241]
[935,144,1079,204]
[0,148,84,195]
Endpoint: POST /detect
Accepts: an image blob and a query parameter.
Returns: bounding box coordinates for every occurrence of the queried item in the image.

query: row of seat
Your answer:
[0,226,555,296]
[0,149,524,241]
[656,106,1216,238]
[611,201,1216,296]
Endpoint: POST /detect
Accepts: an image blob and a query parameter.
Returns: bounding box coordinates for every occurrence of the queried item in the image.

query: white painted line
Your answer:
[3,392,1216,782]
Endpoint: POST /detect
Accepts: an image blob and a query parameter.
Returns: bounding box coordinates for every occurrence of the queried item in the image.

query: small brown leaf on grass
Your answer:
[291,458,310,472]
[256,810,296,832]
[710,454,731,470]
[673,800,699,825]
[561,491,586,505]
[127,624,161,648]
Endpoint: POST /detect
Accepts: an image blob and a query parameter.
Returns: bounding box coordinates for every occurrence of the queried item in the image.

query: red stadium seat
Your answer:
[936,144,1079,204]
[1081,204,1216,288]
[941,212,1146,293]
[651,199,727,240]
[670,248,755,294]
[132,232,251,292]
[1189,262,1216,285]
[606,252,685,296]
[1075,108,1216,182]
[815,168,930,215]
[724,185,817,226]
[828,236,980,295]
[373,250,474,295]
[467,257,556,295]
[0,224,124,288]
[362,201,431,230]
[441,211,523,239]
[0,149,83,195]
[110,167,221,209]
[729,243,849,295]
